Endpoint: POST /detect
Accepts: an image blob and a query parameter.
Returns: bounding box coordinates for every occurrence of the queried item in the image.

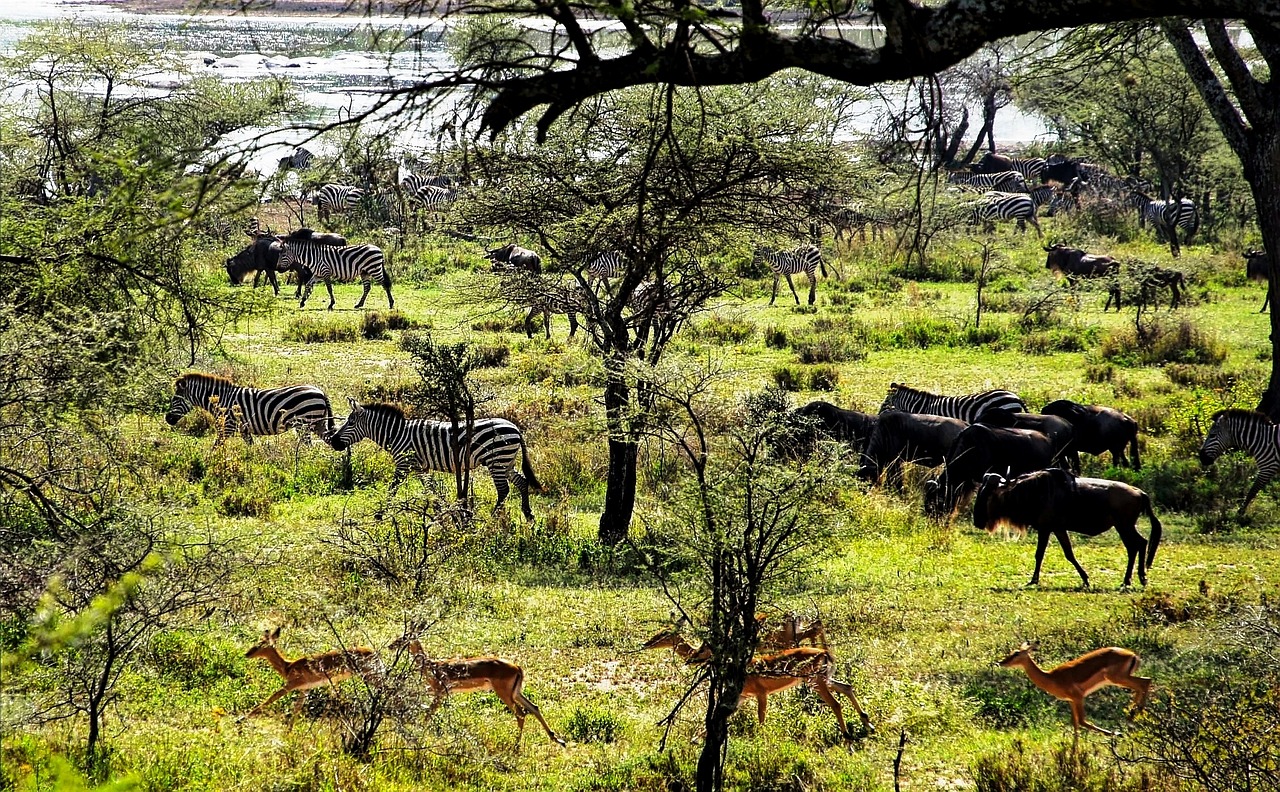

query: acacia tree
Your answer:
[460,79,850,543]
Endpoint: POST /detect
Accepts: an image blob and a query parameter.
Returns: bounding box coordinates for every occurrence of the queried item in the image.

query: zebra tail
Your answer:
[382,253,393,288]
[1143,494,1162,567]
[522,440,544,493]
[819,260,828,278]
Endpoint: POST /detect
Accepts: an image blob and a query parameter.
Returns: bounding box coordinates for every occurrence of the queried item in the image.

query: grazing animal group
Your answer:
[226,225,393,310]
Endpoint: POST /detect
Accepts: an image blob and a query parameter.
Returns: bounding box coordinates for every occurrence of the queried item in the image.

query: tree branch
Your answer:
[1162,20,1251,158]
[1201,18,1265,127]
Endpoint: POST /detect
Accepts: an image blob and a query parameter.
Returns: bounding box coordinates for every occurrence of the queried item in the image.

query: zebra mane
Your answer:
[362,402,409,420]
[1212,408,1274,425]
[175,372,234,388]
[887,382,936,398]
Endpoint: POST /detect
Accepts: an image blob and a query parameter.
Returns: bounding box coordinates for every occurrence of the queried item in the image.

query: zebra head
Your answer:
[165,381,194,426]
[1198,412,1238,466]
[327,396,370,451]
[878,383,902,414]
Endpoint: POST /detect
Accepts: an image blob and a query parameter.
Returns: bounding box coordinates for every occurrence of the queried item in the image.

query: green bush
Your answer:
[972,739,1172,792]
[1100,318,1228,367]
[217,484,272,518]
[473,344,510,368]
[564,705,626,744]
[807,365,840,391]
[284,316,358,344]
[763,325,788,349]
[793,335,864,364]
[693,314,757,344]
[772,366,804,392]
[1164,363,1235,390]
[361,311,390,340]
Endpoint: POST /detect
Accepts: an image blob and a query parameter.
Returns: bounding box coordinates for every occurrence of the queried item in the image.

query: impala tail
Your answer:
[1143,494,1161,566]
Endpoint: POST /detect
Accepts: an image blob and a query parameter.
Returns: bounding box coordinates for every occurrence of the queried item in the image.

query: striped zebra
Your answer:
[278,237,393,310]
[973,153,1046,182]
[970,192,1042,236]
[277,147,313,172]
[754,245,828,306]
[827,203,895,246]
[312,183,364,223]
[1007,158,1047,181]
[1128,191,1199,257]
[165,372,332,446]
[1199,409,1280,517]
[327,398,541,520]
[402,177,456,210]
[585,251,627,286]
[879,382,1026,426]
[947,171,1029,193]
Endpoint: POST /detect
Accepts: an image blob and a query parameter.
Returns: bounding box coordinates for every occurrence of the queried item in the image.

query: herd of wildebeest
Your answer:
[204,148,1278,750]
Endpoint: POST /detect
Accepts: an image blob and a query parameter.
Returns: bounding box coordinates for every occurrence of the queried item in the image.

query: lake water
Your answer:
[0,0,1054,177]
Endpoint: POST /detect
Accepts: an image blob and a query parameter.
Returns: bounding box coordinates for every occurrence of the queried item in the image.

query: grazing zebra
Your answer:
[401,173,453,195]
[826,203,895,246]
[327,398,541,520]
[970,192,1042,236]
[947,171,1029,193]
[755,245,828,306]
[312,184,364,223]
[278,237,392,310]
[1128,191,1199,257]
[403,176,456,211]
[165,372,332,446]
[879,382,1026,426]
[585,251,627,285]
[972,153,1047,182]
[1198,409,1280,517]
[277,147,313,172]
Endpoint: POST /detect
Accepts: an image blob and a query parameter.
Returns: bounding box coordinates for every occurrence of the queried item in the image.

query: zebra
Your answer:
[277,147,313,172]
[947,171,1029,193]
[973,153,1046,182]
[278,238,393,310]
[969,191,1042,236]
[312,184,364,223]
[1128,191,1199,257]
[1198,409,1280,518]
[585,251,627,286]
[879,382,1026,426]
[827,203,895,246]
[754,245,828,306]
[326,398,541,520]
[165,372,332,446]
[1007,158,1047,181]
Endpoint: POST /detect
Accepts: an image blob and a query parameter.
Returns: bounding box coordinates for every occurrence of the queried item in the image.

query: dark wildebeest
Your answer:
[775,401,878,459]
[924,425,1059,516]
[1245,250,1270,313]
[860,411,967,488]
[1011,413,1078,471]
[226,233,283,294]
[485,243,543,274]
[1043,244,1118,281]
[973,469,1162,588]
[1040,154,1083,186]
[1041,400,1140,469]
[1105,264,1186,311]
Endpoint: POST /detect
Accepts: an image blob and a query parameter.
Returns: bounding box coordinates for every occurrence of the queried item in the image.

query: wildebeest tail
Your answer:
[522,440,544,493]
[1143,493,1161,566]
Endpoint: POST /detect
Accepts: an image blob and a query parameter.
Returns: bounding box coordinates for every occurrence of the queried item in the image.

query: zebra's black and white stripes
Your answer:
[313,184,364,222]
[1128,191,1199,256]
[165,372,332,445]
[969,191,1042,236]
[585,251,626,285]
[755,245,826,306]
[327,399,541,520]
[1199,409,1280,517]
[879,383,1026,425]
[278,238,393,310]
[402,175,456,210]
[948,171,1029,193]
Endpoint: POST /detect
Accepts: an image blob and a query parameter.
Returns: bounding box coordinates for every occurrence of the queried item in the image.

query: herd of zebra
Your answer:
[782,382,1280,584]
[311,173,456,225]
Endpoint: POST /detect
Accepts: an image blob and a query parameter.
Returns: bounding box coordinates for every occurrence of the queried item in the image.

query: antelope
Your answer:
[642,614,825,663]
[643,623,873,738]
[240,627,380,725]
[998,642,1151,747]
[388,635,566,748]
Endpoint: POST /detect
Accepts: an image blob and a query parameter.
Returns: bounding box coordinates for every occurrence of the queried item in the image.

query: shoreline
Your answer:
[77,0,415,17]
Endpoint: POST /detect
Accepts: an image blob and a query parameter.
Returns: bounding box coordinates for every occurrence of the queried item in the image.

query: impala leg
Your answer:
[1054,530,1091,588]
[513,691,565,746]
[241,686,292,720]
[826,676,874,735]
[288,691,306,729]
[756,693,768,724]
[811,679,851,739]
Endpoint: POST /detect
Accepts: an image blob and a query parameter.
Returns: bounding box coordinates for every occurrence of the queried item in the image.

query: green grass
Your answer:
[6,225,1280,791]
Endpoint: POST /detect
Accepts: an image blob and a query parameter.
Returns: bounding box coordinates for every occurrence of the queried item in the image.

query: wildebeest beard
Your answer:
[973,470,1069,535]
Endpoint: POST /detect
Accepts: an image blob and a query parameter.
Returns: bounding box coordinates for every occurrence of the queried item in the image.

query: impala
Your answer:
[642,614,826,663]
[643,623,874,738]
[998,641,1151,747]
[240,627,380,725]
[389,634,566,748]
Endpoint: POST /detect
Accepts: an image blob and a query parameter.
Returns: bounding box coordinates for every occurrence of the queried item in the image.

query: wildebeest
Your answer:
[1245,250,1270,313]
[974,468,1162,588]
[1010,413,1078,471]
[226,233,283,294]
[1043,244,1118,280]
[860,411,967,488]
[485,243,543,274]
[1106,264,1186,311]
[924,425,1059,516]
[1040,154,1083,186]
[1041,400,1140,469]
[775,401,878,459]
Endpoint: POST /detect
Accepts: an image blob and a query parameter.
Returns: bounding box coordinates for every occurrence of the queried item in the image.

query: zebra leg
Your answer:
[785,273,800,305]
[491,470,511,513]
[1239,474,1272,518]
[806,272,816,305]
[510,470,534,521]
[354,279,372,310]
[299,280,314,309]
[1027,216,1043,237]
[769,275,780,306]
[325,280,336,311]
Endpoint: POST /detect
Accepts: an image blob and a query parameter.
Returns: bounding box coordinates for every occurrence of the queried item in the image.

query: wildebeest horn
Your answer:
[981,472,1005,487]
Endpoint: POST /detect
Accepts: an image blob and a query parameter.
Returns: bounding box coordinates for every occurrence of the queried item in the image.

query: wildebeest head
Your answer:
[225,229,278,285]
[971,472,1007,530]
[1041,155,1081,186]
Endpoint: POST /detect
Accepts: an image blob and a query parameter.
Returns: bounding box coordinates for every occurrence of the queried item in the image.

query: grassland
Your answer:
[5,217,1279,791]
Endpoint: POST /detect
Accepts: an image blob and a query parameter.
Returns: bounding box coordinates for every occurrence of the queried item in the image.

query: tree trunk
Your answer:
[598,366,637,544]
[697,693,737,792]
[1250,132,1280,418]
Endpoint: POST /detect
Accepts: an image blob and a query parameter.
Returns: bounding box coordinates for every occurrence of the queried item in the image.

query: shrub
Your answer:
[1100,318,1228,367]
[1020,329,1085,355]
[772,366,804,391]
[972,739,1173,792]
[217,485,272,518]
[793,336,864,364]
[284,316,358,344]
[1084,362,1114,383]
[807,365,840,391]
[564,705,625,744]
[763,326,788,349]
[693,314,756,344]
[172,408,215,437]
[361,311,390,340]
[1164,363,1236,390]
[472,344,510,368]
